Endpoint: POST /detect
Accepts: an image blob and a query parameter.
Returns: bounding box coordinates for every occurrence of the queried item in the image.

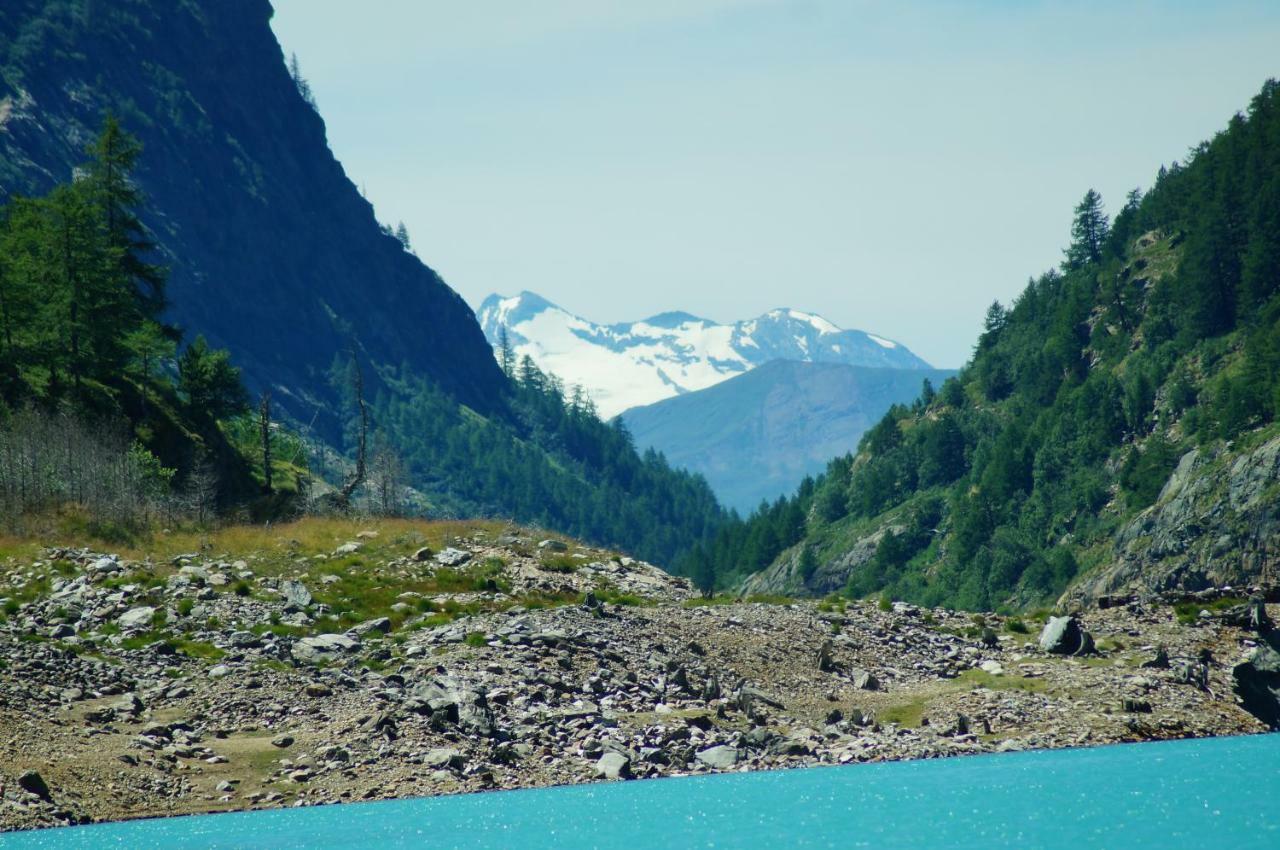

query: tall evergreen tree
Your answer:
[497,325,515,377]
[1064,189,1109,270]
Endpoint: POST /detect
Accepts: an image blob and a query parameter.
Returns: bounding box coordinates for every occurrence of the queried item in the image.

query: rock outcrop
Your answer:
[1066,435,1280,606]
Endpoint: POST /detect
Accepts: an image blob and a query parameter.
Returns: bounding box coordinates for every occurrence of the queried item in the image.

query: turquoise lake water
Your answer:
[4,733,1278,849]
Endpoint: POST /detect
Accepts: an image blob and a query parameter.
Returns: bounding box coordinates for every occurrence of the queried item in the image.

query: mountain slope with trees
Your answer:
[684,80,1280,608]
[0,0,726,565]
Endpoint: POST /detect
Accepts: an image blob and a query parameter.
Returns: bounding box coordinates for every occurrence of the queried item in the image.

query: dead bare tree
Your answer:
[258,390,273,494]
[367,432,406,516]
[339,355,367,503]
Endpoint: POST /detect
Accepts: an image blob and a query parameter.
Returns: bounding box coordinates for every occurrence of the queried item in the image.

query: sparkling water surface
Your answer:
[5,733,1278,849]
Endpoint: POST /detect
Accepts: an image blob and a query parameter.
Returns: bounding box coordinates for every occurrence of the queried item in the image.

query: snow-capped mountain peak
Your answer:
[475,292,931,418]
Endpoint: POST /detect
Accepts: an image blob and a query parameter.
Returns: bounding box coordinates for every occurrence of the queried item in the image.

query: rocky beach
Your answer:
[1,520,1275,832]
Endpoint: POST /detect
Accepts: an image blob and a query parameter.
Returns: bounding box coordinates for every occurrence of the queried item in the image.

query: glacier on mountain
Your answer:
[475,291,932,418]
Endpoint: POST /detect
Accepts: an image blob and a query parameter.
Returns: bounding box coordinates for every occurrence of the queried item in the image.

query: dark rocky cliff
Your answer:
[0,0,504,423]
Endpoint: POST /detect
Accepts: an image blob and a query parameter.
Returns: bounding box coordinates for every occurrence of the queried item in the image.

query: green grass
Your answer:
[175,639,224,661]
[463,631,488,648]
[878,698,926,728]
[684,593,793,607]
[120,631,169,651]
[957,668,1050,694]
[539,554,580,574]
[1173,596,1244,625]
[593,585,650,607]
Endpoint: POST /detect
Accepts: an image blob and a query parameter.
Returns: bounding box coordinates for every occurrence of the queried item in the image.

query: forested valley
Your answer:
[680,80,1280,610]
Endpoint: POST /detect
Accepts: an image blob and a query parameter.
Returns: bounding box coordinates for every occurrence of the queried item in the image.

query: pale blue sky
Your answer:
[270,1,1280,367]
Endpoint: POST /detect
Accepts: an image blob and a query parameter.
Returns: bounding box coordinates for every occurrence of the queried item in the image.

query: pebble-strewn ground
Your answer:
[0,521,1270,832]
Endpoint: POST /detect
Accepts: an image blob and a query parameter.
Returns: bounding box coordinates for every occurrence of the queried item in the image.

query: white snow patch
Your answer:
[788,309,840,335]
[866,333,898,349]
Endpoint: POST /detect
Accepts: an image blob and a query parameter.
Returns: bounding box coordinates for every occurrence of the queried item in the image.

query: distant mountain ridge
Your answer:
[623,361,957,513]
[476,291,933,418]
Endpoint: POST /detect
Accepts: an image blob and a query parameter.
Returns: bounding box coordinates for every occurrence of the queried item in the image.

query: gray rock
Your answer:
[435,548,472,567]
[118,606,156,631]
[852,670,879,691]
[89,557,120,575]
[407,676,495,736]
[281,580,312,611]
[412,547,434,562]
[291,633,360,665]
[424,748,465,770]
[1140,647,1170,669]
[817,639,834,672]
[1233,642,1280,729]
[17,770,51,801]
[333,542,362,556]
[538,539,568,552]
[1039,616,1094,655]
[695,745,740,769]
[227,631,261,648]
[208,664,232,679]
[595,751,631,780]
[352,617,392,636]
[271,734,295,748]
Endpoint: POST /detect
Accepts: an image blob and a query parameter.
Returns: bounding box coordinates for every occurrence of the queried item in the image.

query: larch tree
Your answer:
[1065,189,1109,270]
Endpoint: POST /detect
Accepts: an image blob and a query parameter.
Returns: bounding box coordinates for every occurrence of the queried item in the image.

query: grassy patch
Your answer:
[1173,596,1243,625]
[175,639,225,661]
[878,698,927,728]
[538,554,580,574]
[684,593,793,608]
[957,668,1050,694]
[593,585,650,607]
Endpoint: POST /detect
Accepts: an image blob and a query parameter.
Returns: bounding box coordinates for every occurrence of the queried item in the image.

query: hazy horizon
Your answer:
[271,0,1280,368]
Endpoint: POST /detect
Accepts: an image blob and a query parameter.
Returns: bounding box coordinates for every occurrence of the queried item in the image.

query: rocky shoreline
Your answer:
[1,522,1275,832]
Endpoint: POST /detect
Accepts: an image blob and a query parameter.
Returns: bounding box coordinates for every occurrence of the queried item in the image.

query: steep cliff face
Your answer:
[1066,433,1280,605]
[0,0,504,423]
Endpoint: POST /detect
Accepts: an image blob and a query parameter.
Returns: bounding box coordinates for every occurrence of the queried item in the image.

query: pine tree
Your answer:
[497,325,515,377]
[1064,189,1109,270]
[394,221,411,250]
[178,335,249,420]
[289,53,316,108]
[84,114,166,315]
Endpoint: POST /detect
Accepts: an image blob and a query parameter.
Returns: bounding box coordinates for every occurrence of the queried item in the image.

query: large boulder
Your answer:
[17,770,52,801]
[291,633,360,665]
[695,745,740,770]
[118,606,156,632]
[595,751,632,780]
[435,548,472,567]
[408,676,495,736]
[1233,642,1280,729]
[1038,616,1094,655]
[280,580,312,611]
